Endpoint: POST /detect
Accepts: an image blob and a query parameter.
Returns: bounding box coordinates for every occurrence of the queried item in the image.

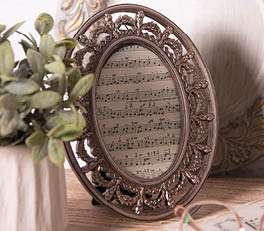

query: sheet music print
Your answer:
[96,44,182,179]
[163,201,264,231]
[190,201,264,231]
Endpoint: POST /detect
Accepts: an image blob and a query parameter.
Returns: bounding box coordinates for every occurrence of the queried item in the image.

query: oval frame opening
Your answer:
[91,38,189,186]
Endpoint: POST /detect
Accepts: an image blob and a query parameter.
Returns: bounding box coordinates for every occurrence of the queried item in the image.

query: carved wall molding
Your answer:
[212,97,264,174]
[55,0,108,39]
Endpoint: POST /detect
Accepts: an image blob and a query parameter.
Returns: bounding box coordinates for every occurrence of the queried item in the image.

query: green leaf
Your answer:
[12,66,29,79]
[56,38,77,50]
[70,73,94,100]
[13,61,30,78]
[0,40,14,75]
[46,115,68,128]
[0,110,26,137]
[0,25,6,34]
[1,21,24,42]
[46,109,85,129]
[43,74,59,91]
[0,111,18,137]
[16,95,29,104]
[30,73,41,83]
[75,101,87,114]
[19,105,31,119]
[47,123,65,137]
[63,58,76,66]
[25,130,45,148]
[28,90,61,109]
[16,31,38,48]
[32,137,48,163]
[52,54,61,62]
[54,45,66,60]
[5,79,40,95]
[67,67,81,91]
[29,33,38,48]
[45,61,65,74]
[70,104,86,128]
[48,138,65,166]
[0,94,19,111]
[39,34,55,60]
[46,110,85,141]
[58,74,66,95]
[0,75,18,82]
[18,59,30,69]
[35,13,54,35]
[52,124,83,141]
[17,116,27,131]
[27,49,45,77]
[77,111,86,128]
[19,39,35,54]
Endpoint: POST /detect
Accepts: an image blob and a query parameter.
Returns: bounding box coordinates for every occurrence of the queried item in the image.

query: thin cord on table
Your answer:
[174,200,247,231]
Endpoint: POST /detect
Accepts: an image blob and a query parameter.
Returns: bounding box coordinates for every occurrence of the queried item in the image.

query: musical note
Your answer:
[101,119,181,136]
[98,72,171,86]
[112,148,178,179]
[97,103,180,120]
[96,87,177,102]
[103,57,163,69]
[179,201,264,231]
[106,134,180,152]
[117,44,146,52]
[115,149,177,166]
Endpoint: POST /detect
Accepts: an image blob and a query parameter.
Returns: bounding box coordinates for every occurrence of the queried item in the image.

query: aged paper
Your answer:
[95,44,181,179]
[162,200,264,231]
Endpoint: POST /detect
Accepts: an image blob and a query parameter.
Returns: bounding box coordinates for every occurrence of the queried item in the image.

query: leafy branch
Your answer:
[0,13,94,166]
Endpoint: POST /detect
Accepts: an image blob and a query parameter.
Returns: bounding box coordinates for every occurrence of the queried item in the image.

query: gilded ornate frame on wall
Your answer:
[65,4,218,220]
[56,0,108,39]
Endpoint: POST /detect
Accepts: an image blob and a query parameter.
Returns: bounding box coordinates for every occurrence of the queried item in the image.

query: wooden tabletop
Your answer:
[65,169,264,231]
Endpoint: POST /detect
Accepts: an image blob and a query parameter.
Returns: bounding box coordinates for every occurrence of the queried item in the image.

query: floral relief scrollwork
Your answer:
[70,9,215,216]
[212,98,264,173]
[56,0,108,39]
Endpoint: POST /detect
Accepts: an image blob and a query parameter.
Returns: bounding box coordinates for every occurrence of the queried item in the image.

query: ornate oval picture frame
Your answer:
[65,4,218,220]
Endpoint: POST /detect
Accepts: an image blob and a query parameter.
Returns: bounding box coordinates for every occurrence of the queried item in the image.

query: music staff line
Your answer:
[98,72,171,86]
[96,88,177,103]
[101,119,181,137]
[106,135,180,152]
[104,57,163,69]
[97,103,180,120]
[116,151,177,167]
[117,45,146,52]
[135,169,164,179]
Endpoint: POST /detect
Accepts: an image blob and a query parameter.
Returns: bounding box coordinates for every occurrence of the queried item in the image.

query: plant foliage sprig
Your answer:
[0,13,94,166]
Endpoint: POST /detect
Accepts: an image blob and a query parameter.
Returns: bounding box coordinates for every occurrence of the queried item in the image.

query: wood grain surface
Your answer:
[65,169,264,231]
